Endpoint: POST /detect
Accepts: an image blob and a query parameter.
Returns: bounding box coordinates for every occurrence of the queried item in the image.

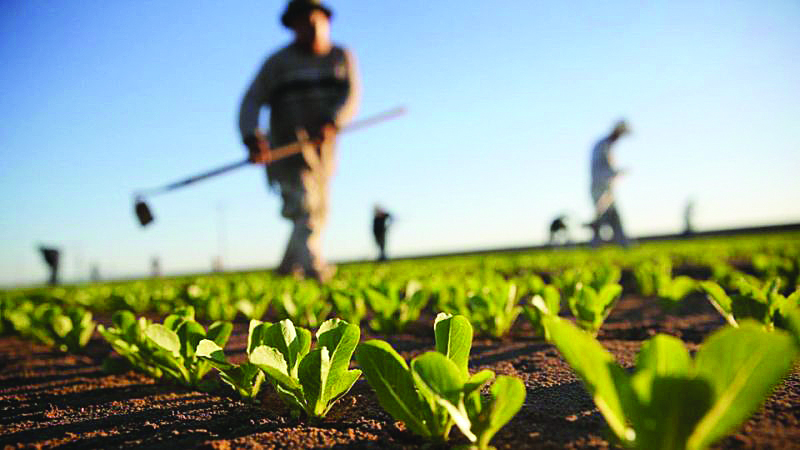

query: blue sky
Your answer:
[1,1,799,285]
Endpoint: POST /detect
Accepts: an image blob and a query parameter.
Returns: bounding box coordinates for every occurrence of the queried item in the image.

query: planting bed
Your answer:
[1,291,798,449]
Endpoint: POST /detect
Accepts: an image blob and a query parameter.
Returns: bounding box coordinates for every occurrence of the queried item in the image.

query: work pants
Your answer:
[273,139,335,279]
[591,185,628,246]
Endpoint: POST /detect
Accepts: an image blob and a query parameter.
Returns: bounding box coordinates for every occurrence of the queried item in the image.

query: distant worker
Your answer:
[90,264,101,282]
[548,214,570,245]
[38,246,60,285]
[151,257,161,277]
[239,0,360,281]
[373,206,393,261]
[683,199,695,235]
[588,120,630,246]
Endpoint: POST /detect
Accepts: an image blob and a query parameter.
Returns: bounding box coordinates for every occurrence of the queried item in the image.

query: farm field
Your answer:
[1,232,799,449]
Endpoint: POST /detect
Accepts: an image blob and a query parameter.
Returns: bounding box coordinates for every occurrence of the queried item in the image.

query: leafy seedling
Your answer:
[9,303,95,353]
[249,318,361,420]
[543,315,798,450]
[523,283,560,339]
[196,319,267,402]
[365,280,428,334]
[465,279,523,338]
[700,278,798,331]
[567,282,622,335]
[357,313,525,448]
[99,306,232,387]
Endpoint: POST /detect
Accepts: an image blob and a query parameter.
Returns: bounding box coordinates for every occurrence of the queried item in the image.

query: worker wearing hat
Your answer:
[239,0,360,281]
[588,120,630,246]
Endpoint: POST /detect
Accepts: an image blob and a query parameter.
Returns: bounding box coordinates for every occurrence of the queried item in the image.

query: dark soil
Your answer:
[1,293,799,449]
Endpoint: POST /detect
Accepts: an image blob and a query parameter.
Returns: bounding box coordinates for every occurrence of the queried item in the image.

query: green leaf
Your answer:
[112,310,136,331]
[52,315,73,338]
[325,369,361,409]
[542,316,633,442]
[196,339,231,367]
[250,344,300,390]
[298,347,331,417]
[411,351,464,405]
[629,376,713,450]
[356,340,431,438]
[176,320,206,359]
[247,319,268,354]
[636,334,691,378]
[263,319,311,377]
[688,323,799,450]
[464,369,494,395]
[145,324,181,357]
[700,281,737,326]
[474,375,526,450]
[316,319,360,379]
[434,313,473,378]
[207,321,233,347]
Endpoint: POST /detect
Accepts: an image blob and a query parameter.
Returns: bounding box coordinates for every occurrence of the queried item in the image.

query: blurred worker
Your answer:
[38,246,60,285]
[683,199,695,235]
[239,0,360,281]
[588,120,630,247]
[548,215,570,245]
[373,206,393,261]
[90,264,101,282]
[151,256,161,277]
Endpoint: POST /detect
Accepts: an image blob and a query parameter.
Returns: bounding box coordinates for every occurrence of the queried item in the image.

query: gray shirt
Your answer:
[239,43,360,146]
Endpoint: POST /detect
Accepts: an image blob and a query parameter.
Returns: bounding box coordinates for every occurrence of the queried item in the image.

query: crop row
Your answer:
[1,234,799,449]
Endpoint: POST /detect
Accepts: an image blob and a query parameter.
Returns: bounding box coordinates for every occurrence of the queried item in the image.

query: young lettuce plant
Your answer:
[7,303,95,353]
[465,279,523,338]
[554,265,621,303]
[523,283,560,339]
[700,278,798,331]
[98,310,164,378]
[356,313,525,448]
[634,259,696,308]
[195,319,267,402]
[365,280,428,334]
[567,282,622,335]
[277,281,333,328]
[100,306,232,387]
[248,318,361,420]
[234,292,272,322]
[38,304,96,353]
[542,315,798,450]
[329,288,367,325]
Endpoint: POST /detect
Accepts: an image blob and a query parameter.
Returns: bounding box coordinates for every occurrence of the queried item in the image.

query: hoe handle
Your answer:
[138,106,406,197]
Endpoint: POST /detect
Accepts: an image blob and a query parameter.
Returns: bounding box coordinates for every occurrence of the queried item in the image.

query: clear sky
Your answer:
[2,1,799,285]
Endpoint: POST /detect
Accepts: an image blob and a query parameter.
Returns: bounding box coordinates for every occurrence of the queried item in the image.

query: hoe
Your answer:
[134,107,405,227]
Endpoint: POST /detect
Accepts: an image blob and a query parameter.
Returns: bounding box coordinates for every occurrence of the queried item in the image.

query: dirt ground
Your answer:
[1,292,799,449]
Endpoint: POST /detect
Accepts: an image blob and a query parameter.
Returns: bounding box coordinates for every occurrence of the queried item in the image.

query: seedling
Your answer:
[99,306,232,387]
[567,282,622,335]
[523,283,560,339]
[196,319,267,402]
[248,318,361,420]
[465,279,523,338]
[364,280,428,334]
[701,278,799,331]
[357,313,525,448]
[634,259,696,307]
[7,303,95,353]
[542,315,798,450]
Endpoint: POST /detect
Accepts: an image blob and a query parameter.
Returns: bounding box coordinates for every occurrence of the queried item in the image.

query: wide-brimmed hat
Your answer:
[281,0,333,28]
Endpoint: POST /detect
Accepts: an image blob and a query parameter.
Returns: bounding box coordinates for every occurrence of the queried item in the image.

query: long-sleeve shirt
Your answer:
[238,43,360,147]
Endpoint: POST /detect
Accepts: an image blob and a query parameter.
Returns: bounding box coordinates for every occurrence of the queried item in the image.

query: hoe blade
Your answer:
[135,199,154,226]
